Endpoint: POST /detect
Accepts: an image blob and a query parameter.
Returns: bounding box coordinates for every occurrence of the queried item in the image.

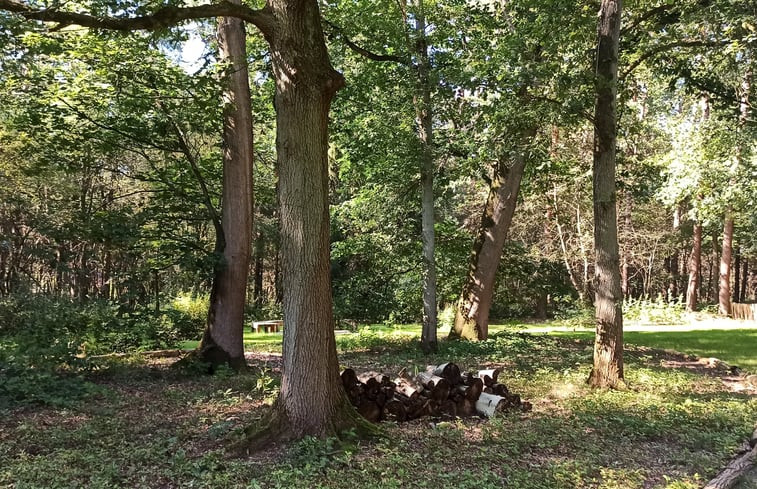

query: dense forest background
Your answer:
[1,0,756,345]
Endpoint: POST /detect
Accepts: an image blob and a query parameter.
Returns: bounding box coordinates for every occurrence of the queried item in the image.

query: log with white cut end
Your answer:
[475,392,508,417]
[430,362,461,383]
[478,368,501,386]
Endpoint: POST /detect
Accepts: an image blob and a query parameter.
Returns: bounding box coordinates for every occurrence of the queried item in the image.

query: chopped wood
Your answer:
[341,368,359,389]
[357,400,382,423]
[475,392,508,417]
[344,361,528,423]
[478,368,501,386]
[431,362,461,383]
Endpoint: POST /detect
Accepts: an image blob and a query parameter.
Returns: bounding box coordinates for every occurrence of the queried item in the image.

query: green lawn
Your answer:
[4,326,757,489]
[549,328,757,372]
[182,321,757,372]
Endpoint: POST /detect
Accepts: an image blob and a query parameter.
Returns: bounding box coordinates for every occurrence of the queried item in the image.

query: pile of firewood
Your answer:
[341,362,531,423]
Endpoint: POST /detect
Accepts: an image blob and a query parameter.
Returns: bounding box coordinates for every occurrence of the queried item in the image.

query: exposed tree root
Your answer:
[234,400,382,455]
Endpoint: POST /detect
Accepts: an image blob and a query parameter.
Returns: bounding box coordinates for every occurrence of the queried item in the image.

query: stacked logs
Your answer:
[341,362,531,423]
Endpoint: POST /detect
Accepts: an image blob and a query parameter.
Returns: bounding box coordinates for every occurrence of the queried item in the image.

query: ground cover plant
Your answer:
[1,327,755,489]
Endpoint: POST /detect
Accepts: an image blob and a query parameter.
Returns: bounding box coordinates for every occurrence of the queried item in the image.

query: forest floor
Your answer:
[2,328,756,488]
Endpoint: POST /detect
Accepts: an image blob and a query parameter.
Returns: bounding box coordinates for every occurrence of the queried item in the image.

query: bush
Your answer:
[624,295,686,324]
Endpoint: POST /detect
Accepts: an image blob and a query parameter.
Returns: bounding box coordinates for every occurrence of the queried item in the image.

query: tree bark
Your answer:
[450,129,535,341]
[719,216,734,316]
[620,192,632,298]
[413,0,437,353]
[686,219,702,312]
[734,247,741,304]
[199,8,254,370]
[262,0,367,439]
[740,259,749,303]
[588,0,625,389]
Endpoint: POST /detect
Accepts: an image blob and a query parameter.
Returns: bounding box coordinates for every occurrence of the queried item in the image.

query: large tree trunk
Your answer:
[719,216,734,316]
[199,9,254,370]
[261,0,366,440]
[588,0,624,389]
[450,130,535,341]
[413,1,437,353]
[686,219,702,311]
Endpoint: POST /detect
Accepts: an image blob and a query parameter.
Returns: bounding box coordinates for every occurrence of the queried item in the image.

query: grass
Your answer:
[548,328,757,373]
[2,324,756,489]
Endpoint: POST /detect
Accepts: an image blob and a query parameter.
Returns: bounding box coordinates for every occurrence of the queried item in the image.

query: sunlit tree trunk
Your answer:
[588,0,624,389]
[199,7,254,370]
[686,219,701,312]
[261,0,367,440]
[413,0,437,353]
[718,217,734,316]
[451,129,535,341]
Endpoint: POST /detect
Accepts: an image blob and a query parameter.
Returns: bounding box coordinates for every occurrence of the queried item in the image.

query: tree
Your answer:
[198,5,254,370]
[1,0,369,440]
[588,0,625,389]
[451,128,535,340]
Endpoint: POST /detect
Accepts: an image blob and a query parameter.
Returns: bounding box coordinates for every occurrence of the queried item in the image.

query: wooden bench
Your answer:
[252,320,284,333]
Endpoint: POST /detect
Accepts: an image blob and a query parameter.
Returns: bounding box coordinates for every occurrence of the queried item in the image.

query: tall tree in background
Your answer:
[718,63,751,316]
[588,0,625,389]
[199,6,254,369]
[411,0,438,353]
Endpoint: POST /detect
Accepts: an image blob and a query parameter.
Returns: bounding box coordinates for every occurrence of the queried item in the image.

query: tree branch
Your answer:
[621,3,677,37]
[323,19,409,65]
[621,39,729,80]
[0,0,276,38]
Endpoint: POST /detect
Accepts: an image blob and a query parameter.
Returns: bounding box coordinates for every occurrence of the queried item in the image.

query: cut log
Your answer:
[703,444,757,489]
[341,368,359,389]
[394,377,423,400]
[475,392,508,417]
[416,371,447,389]
[357,400,382,423]
[478,368,501,386]
[492,383,509,397]
[457,378,483,401]
[431,362,462,384]
[457,398,477,417]
[439,399,458,418]
[384,399,407,422]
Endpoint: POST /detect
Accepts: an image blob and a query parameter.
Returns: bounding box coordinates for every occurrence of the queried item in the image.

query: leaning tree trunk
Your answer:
[199,9,254,370]
[686,219,702,312]
[413,1,437,353]
[258,0,368,440]
[450,129,535,341]
[588,0,624,389]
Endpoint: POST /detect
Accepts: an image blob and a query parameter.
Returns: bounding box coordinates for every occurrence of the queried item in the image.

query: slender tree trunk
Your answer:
[553,188,587,304]
[719,217,734,316]
[199,8,254,370]
[253,240,265,307]
[734,247,741,304]
[413,1,437,353]
[711,233,720,302]
[620,192,632,297]
[588,0,624,389]
[686,220,702,311]
[450,129,535,341]
[739,259,748,303]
